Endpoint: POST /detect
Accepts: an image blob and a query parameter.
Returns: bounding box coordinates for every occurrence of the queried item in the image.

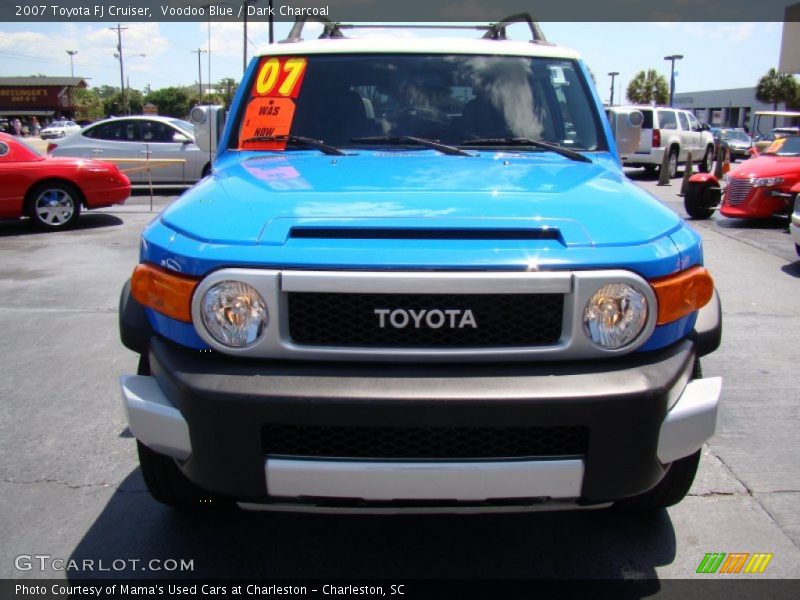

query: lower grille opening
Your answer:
[263,424,589,459]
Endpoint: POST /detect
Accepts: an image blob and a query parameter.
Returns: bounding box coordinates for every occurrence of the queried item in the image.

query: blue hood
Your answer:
[164,151,681,244]
[148,150,695,278]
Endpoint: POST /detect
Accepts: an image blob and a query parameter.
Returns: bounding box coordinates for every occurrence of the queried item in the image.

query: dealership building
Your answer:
[0,76,88,121]
[673,88,794,132]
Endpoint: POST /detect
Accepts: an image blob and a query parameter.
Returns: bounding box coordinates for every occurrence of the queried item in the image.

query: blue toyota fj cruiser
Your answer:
[119,16,722,512]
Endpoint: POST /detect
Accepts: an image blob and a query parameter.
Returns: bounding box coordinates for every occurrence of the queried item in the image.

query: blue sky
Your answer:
[0,21,787,102]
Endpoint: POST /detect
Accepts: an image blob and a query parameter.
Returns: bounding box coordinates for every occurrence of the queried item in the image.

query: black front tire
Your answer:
[616,449,701,510]
[684,182,715,220]
[616,360,704,510]
[137,441,225,509]
[27,181,82,230]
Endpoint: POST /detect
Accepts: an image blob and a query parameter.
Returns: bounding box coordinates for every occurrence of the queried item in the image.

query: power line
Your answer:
[0,50,64,65]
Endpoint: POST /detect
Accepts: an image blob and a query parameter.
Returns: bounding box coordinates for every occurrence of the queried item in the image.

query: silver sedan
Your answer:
[48,116,213,185]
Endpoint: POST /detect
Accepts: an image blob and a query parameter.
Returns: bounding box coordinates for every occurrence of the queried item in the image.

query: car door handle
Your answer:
[91,149,103,154]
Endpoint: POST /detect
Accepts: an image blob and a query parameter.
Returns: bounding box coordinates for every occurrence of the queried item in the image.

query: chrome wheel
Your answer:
[668,149,679,179]
[28,183,81,229]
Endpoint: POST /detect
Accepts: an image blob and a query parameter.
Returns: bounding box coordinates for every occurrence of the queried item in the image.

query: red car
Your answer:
[0,132,130,230]
[684,134,800,220]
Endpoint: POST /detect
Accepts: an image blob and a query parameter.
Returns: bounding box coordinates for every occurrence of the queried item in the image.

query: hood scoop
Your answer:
[259,217,589,247]
[289,227,562,241]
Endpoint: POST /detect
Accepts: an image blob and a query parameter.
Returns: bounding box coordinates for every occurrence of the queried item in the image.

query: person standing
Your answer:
[12,118,22,136]
[31,117,41,137]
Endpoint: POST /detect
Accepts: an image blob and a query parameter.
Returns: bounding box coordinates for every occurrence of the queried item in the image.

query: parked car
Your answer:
[48,116,212,186]
[684,134,800,220]
[616,106,715,177]
[750,111,800,153]
[710,127,752,161]
[119,16,722,514]
[753,127,800,153]
[0,132,130,229]
[39,120,82,139]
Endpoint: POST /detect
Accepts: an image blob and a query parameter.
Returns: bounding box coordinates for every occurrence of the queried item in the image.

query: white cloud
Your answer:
[0,23,170,86]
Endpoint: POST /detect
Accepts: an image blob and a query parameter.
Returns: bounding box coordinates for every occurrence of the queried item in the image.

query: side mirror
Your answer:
[189,105,226,154]
[700,123,710,131]
[172,133,191,144]
[606,108,643,157]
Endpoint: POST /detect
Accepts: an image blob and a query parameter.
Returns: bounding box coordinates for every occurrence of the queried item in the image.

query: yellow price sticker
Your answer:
[253,57,307,98]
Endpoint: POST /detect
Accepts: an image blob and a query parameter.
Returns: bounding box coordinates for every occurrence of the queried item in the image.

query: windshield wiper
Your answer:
[459,137,592,163]
[242,134,345,156]
[350,135,473,157]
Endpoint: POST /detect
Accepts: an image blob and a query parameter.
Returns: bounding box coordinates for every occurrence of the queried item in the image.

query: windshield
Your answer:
[169,119,194,137]
[48,121,68,128]
[722,130,750,142]
[237,54,604,152]
[763,135,800,156]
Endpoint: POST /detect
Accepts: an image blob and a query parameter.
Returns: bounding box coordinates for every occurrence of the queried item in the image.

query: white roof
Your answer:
[611,105,679,111]
[258,37,581,60]
[754,110,800,118]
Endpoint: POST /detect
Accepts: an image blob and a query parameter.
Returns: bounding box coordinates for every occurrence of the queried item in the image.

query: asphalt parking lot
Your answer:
[0,172,799,586]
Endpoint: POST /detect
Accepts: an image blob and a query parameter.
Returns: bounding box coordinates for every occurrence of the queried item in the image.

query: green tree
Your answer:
[96,85,120,100]
[145,87,191,118]
[626,69,669,105]
[755,68,799,127]
[73,87,104,120]
[103,89,144,116]
[218,77,239,108]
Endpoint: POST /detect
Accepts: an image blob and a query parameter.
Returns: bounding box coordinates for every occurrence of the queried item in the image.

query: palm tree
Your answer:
[755,68,799,128]
[626,70,669,105]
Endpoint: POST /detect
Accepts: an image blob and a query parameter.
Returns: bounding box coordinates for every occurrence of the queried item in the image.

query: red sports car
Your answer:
[720,135,800,218]
[684,134,800,220]
[0,132,130,230]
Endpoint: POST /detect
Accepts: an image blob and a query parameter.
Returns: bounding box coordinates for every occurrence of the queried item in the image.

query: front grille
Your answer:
[725,178,754,207]
[263,424,589,459]
[287,292,564,348]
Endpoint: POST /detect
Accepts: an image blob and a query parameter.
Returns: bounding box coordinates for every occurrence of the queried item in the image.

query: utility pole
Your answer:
[66,50,78,78]
[208,18,212,105]
[242,0,259,72]
[608,71,619,106]
[110,24,128,114]
[269,0,274,44]
[191,49,208,102]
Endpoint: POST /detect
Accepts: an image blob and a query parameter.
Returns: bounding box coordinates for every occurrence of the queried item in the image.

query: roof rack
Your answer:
[282,15,345,43]
[280,13,548,44]
[482,13,547,43]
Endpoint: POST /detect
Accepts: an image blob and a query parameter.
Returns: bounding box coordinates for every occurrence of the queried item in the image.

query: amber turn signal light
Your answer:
[130,263,199,323]
[650,266,714,325]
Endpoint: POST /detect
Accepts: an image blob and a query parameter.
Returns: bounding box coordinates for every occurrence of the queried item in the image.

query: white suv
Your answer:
[615,106,715,178]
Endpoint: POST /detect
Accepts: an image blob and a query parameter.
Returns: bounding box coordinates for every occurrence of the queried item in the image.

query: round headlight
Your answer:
[201,281,268,347]
[583,283,648,349]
